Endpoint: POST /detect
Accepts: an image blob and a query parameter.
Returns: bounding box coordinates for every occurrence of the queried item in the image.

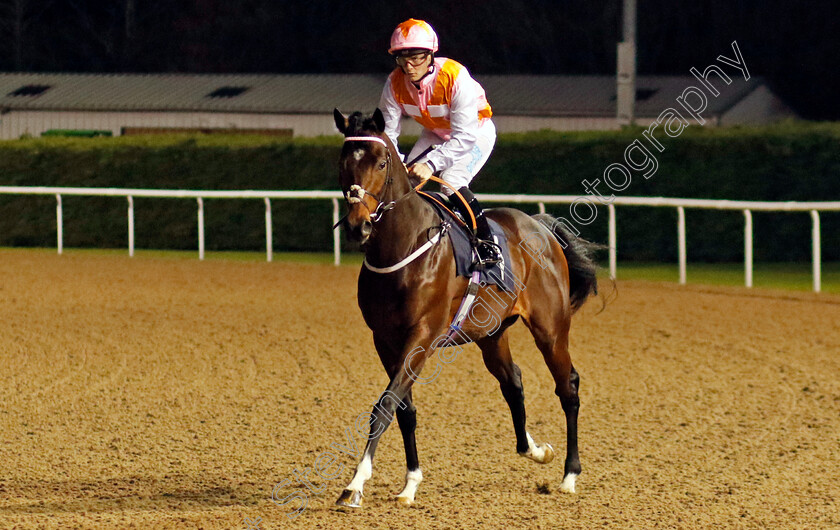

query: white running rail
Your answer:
[1,186,837,292]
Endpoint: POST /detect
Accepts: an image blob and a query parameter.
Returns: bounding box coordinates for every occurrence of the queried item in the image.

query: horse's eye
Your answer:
[378,160,387,170]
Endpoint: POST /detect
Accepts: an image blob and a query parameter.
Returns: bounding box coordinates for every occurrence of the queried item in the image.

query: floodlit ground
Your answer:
[1,249,838,529]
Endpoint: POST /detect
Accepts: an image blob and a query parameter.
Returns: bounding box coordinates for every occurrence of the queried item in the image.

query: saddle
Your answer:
[418,191,517,292]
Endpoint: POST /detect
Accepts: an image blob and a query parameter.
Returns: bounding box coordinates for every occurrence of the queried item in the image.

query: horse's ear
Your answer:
[334,108,348,135]
[372,108,386,133]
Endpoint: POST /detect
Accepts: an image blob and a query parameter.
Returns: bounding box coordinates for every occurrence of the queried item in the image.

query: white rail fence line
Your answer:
[1,186,838,292]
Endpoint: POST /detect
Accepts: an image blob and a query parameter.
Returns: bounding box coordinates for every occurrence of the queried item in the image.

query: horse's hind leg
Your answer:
[523,315,581,493]
[476,331,555,465]
[557,362,581,493]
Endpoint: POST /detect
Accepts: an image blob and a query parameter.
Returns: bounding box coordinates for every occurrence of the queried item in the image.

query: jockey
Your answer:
[379,18,503,266]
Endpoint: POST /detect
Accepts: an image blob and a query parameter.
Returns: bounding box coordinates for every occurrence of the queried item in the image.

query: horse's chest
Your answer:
[357,285,410,331]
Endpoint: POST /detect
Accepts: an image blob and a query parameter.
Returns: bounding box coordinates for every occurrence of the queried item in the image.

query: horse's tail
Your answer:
[532,214,602,313]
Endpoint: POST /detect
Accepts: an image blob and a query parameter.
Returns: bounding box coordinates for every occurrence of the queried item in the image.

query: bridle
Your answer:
[339,134,449,274]
[341,135,416,223]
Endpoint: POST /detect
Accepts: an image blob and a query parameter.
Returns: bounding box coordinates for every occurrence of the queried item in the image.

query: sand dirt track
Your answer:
[0,249,838,529]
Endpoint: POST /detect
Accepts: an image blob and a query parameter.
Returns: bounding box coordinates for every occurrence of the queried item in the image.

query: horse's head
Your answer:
[334,108,394,245]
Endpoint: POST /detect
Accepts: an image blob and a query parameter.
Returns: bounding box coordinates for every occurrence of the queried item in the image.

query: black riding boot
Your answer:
[451,187,503,267]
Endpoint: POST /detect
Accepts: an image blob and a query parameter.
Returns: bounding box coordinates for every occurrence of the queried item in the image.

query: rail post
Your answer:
[332,198,341,266]
[743,209,752,288]
[608,203,617,279]
[56,194,63,255]
[677,206,686,285]
[264,198,273,262]
[127,196,135,257]
[197,197,205,261]
[811,210,821,293]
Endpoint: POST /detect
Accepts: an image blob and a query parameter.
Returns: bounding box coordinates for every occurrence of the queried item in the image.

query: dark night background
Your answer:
[0,0,836,120]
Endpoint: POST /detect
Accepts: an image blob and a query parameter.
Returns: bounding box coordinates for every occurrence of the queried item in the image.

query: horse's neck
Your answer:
[366,168,437,267]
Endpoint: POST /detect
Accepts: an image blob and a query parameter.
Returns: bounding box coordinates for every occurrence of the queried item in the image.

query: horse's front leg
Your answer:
[395,390,422,505]
[373,336,423,506]
[336,328,436,508]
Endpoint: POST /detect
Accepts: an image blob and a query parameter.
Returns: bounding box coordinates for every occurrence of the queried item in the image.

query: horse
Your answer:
[332,108,600,508]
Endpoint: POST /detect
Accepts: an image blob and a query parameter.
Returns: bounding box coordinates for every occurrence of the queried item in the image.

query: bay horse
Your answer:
[333,109,599,507]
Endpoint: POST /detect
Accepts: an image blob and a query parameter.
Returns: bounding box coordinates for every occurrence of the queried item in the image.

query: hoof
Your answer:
[519,442,555,464]
[335,489,363,508]
[540,443,555,464]
[396,495,414,507]
[559,473,578,494]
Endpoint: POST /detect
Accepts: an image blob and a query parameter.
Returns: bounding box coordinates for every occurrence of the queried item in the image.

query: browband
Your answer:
[344,136,388,147]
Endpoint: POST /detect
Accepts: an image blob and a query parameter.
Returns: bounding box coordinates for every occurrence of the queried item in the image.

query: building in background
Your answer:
[0,72,797,140]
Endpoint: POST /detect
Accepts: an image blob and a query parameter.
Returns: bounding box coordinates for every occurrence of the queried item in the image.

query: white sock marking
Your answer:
[519,432,554,464]
[525,432,546,460]
[346,454,372,492]
[397,468,423,503]
[560,473,577,493]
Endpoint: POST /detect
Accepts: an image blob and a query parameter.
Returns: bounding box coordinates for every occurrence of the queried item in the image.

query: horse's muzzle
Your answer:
[346,219,373,245]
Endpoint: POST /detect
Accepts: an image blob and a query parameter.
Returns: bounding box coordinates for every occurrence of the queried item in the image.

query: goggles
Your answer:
[395,51,431,67]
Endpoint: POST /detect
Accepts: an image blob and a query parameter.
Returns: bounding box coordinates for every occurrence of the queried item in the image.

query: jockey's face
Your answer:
[396,50,432,82]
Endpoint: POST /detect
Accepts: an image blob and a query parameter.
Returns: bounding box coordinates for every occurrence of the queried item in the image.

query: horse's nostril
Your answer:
[361,221,372,238]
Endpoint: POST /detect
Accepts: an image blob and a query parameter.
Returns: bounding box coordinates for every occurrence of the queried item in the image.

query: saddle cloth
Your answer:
[419,192,517,292]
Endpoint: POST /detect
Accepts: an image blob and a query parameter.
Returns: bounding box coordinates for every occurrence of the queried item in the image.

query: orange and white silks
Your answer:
[379,57,494,176]
[388,58,492,132]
